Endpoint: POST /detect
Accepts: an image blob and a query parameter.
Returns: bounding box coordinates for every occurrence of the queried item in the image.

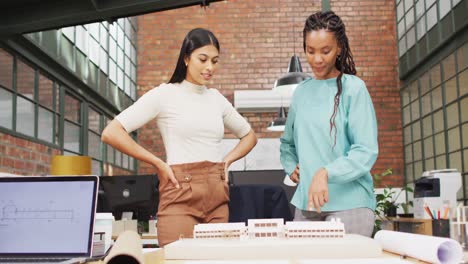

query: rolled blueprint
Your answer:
[374,230,463,264]
[104,230,143,264]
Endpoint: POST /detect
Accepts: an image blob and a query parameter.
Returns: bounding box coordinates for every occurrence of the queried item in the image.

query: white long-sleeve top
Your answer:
[115,80,251,165]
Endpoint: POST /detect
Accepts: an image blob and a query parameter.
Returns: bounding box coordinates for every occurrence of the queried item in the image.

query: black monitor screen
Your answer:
[97,174,159,221]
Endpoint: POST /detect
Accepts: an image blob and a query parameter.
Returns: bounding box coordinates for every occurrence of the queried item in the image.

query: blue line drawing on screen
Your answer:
[1,202,76,222]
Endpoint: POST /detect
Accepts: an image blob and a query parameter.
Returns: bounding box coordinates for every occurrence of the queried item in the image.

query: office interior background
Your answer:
[0,0,466,202]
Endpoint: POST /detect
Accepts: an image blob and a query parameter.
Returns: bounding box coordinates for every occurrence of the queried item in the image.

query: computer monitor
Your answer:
[97,174,159,221]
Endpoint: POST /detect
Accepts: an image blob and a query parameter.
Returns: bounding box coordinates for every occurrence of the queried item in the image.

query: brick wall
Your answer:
[136,0,403,186]
[0,132,61,175]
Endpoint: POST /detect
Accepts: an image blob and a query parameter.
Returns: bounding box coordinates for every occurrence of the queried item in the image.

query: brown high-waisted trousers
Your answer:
[156,161,229,247]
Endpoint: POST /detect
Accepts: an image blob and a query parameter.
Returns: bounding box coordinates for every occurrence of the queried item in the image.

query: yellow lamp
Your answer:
[50,155,92,175]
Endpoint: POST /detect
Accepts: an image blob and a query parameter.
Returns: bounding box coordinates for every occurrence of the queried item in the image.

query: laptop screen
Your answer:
[0,176,98,257]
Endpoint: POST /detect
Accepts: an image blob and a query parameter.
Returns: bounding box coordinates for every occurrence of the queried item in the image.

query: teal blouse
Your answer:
[280,74,378,211]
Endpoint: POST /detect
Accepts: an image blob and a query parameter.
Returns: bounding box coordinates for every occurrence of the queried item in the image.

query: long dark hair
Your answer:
[303,11,357,146]
[169,28,220,83]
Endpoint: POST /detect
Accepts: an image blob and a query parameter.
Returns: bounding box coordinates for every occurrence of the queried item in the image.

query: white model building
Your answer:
[192,218,345,240]
[285,218,345,238]
[193,222,247,239]
[247,218,285,239]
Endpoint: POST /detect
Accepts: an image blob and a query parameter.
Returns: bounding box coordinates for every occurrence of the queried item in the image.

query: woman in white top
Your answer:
[102,28,257,246]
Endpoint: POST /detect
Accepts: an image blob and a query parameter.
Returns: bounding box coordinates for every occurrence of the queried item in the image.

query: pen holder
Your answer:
[432,219,450,238]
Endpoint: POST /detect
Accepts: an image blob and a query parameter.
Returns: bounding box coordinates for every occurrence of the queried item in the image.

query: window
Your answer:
[401,43,468,202]
[64,93,82,153]
[0,30,138,175]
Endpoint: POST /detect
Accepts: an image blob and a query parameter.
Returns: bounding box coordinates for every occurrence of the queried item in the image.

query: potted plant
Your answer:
[399,200,414,218]
[372,169,414,235]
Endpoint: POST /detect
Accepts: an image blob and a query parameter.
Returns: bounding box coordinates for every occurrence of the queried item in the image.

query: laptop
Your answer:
[0,175,99,264]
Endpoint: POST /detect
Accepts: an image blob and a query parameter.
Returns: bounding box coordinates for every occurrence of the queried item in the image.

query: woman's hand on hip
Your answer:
[155,161,179,189]
[308,168,329,213]
[290,164,300,183]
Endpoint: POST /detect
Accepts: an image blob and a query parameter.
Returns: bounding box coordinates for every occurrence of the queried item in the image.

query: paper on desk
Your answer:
[183,261,289,264]
[299,259,412,264]
[104,230,143,264]
[183,259,412,264]
[374,230,463,264]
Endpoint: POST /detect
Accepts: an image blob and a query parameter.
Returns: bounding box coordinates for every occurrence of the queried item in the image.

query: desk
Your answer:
[385,217,433,236]
[89,249,427,263]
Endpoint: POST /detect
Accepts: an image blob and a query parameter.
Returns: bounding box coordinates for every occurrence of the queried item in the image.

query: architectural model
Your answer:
[166,218,382,260]
[193,218,345,240]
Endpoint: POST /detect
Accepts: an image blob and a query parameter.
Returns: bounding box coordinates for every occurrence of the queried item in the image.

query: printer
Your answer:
[413,169,462,219]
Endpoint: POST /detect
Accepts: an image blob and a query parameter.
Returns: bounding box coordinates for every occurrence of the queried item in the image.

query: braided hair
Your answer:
[303,11,356,146]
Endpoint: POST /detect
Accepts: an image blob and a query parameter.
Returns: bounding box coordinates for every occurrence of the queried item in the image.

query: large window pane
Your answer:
[426,4,438,31]
[99,47,108,74]
[62,26,74,41]
[411,100,420,121]
[449,151,462,172]
[415,0,424,19]
[434,132,446,156]
[38,72,54,109]
[38,107,54,143]
[88,131,101,159]
[405,0,414,12]
[425,0,436,8]
[446,103,459,128]
[432,86,442,109]
[404,126,412,144]
[464,149,468,174]
[414,161,423,180]
[417,17,426,40]
[444,78,458,104]
[433,110,444,133]
[463,123,468,146]
[16,96,35,137]
[59,36,75,70]
[407,27,416,49]
[435,155,446,169]
[439,0,451,19]
[88,107,100,133]
[414,140,422,161]
[421,92,431,115]
[413,121,421,141]
[92,159,101,176]
[64,121,80,152]
[115,151,121,167]
[424,136,434,157]
[398,20,405,40]
[17,59,35,99]
[0,88,13,129]
[425,157,435,171]
[0,49,13,89]
[447,127,460,152]
[64,94,81,123]
[422,115,433,137]
[406,163,414,180]
[457,43,468,72]
[442,54,457,81]
[122,153,129,169]
[406,8,415,29]
[420,72,431,94]
[430,64,441,88]
[461,97,468,123]
[459,69,468,97]
[397,1,405,21]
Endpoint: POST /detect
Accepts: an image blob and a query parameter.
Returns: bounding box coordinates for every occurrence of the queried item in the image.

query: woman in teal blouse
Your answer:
[280,11,378,237]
